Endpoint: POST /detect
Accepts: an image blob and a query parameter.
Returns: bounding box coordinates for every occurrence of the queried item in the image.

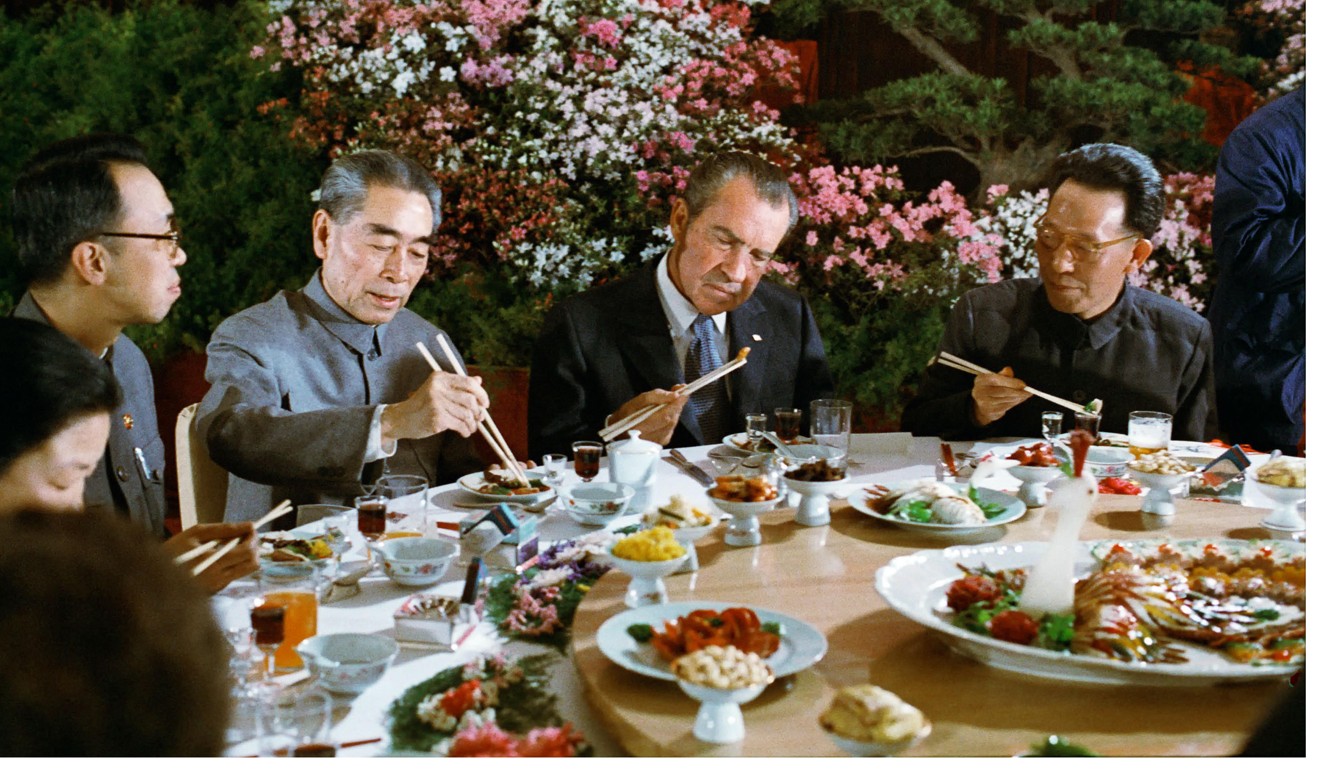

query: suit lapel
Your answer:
[611,269,700,443]
[728,292,770,419]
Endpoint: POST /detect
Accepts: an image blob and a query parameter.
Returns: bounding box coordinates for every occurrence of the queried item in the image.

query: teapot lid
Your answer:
[611,429,661,454]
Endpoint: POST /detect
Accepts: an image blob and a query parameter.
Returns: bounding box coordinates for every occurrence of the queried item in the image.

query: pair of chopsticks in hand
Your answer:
[172,499,292,576]
[933,351,1092,414]
[415,335,529,486]
[599,347,752,442]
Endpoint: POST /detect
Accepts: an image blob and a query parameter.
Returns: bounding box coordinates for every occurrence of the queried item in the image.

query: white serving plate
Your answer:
[847,483,1027,535]
[875,539,1305,686]
[596,600,827,682]
[455,470,552,503]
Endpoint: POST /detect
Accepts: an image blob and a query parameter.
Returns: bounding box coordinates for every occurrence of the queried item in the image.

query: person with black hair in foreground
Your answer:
[0,511,230,756]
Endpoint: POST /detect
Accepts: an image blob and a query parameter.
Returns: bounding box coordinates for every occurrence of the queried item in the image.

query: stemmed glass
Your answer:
[573,441,603,483]
[354,493,388,543]
[1041,411,1063,443]
[249,599,286,681]
[542,453,567,507]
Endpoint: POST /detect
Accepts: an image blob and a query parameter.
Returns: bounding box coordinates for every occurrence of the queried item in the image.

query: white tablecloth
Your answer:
[214,433,1280,756]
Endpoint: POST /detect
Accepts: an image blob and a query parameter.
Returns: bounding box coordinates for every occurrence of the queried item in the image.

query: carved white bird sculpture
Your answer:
[968,452,1018,492]
[1017,430,1099,616]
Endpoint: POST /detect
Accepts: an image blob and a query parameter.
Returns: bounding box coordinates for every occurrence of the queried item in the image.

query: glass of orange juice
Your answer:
[258,563,321,672]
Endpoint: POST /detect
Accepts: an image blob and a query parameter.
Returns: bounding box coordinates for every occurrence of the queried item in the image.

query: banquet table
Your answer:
[216,434,1300,757]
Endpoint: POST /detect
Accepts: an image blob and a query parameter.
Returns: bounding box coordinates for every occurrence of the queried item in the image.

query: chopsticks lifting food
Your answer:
[175,499,292,575]
[599,347,752,442]
[415,338,530,487]
[933,351,1092,415]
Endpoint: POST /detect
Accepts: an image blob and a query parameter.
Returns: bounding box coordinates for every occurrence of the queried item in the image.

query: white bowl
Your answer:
[650,521,719,572]
[705,489,781,547]
[1084,446,1132,478]
[783,475,849,527]
[368,537,459,587]
[296,633,399,695]
[604,545,690,607]
[1252,472,1306,531]
[826,718,932,757]
[1005,464,1064,508]
[1128,469,1195,517]
[564,482,635,527]
[777,444,844,464]
[676,678,770,744]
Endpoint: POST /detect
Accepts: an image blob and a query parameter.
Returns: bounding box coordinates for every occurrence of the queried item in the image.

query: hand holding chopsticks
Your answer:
[415,337,530,486]
[599,347,751,442]
[175,499,291,576]
[934,351,1091,415]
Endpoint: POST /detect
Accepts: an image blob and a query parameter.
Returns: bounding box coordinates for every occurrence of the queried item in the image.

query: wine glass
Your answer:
[249,599,286,681]
[573,441,603,483]
[542,453,567,507]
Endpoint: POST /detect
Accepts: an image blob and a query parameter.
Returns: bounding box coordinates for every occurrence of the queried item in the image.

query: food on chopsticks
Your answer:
[1256,456,1306,488]
[260,533,336,562]
[643,495,713,529]
[785,458,847,482]
[710,474,778,502]
[1007,442,1061,467]
[943,540,1306,666]
[477,465,549,496]
[672,645,772,689]
[611,527,685,561]
[864,479,1005,524]
[818,685,927,745]
[1097,477,1142,495]
[641,607,782,662]
[1083,398,1103,414]
[1127,450,1196,475]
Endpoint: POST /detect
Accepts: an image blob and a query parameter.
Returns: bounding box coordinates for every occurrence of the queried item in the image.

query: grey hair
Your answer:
[683,151,798,230]
[317,150,442,233]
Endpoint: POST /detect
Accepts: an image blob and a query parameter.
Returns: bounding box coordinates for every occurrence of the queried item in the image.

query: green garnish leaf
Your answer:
[968,485,1007,518]
[1036,613,1075,651]
[1027,735,1098,757]
[893,499,933,522]
[1253,608,1281,621]
[761,621,782,636]
[626,623,653,643]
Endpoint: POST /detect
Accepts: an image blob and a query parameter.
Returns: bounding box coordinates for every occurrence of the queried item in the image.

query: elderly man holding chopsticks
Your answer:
[529,151,834,456]
[195,150,486,524]
[902,143,1218,442]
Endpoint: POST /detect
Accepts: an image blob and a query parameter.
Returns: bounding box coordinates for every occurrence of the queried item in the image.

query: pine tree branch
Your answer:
[891,23,972,78]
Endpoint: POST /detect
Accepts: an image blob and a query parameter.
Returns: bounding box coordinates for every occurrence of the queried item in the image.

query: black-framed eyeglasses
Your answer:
[1033,215,1138,263]
[99,229,182,259]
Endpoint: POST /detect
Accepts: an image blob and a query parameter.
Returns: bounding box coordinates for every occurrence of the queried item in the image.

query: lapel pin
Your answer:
[752,334,762,342]
[122,413,134,430]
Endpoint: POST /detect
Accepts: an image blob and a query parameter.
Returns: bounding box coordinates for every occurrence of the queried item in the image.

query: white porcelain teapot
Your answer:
[608,430,661,511]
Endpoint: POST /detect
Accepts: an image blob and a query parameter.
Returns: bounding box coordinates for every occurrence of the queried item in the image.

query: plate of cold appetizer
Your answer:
[596,601,827,682]
[457,466,552,502]
[721,431,815,456]
[848,479,1026,535]
[876,538,1305,685]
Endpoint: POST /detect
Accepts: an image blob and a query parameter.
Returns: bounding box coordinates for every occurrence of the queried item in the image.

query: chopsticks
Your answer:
[180,499,292,575]
[599,347,752,442]
[934,351,1091,414]
[415,338,530,487]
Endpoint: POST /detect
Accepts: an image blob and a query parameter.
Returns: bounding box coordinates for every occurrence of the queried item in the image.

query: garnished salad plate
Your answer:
[456,470,552,503]
[876,539,1305,686]
[596,600,827,682]
[848,482,1026,535]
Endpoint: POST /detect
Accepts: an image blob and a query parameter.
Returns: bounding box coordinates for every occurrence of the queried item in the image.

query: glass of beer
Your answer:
[355,493,388,542]
[572,440,603,482]
[257,564,319,672]
[1128,411,1172,458]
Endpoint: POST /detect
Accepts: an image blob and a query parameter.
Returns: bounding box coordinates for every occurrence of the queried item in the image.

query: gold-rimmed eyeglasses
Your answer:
[1033,215,1138,263]
[100,229,182,259]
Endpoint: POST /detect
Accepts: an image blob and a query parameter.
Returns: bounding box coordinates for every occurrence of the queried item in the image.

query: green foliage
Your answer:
[0,0,323,360]
[774,0,1260,194]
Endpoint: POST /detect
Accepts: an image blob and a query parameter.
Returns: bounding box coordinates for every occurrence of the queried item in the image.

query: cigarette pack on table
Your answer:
[460,505,539,571]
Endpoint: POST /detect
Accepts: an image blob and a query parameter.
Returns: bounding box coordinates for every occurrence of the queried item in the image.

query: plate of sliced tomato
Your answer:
[595,601,827,682]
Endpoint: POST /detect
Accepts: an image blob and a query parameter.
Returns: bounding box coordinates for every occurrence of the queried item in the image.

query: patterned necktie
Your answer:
[683,314,732,444]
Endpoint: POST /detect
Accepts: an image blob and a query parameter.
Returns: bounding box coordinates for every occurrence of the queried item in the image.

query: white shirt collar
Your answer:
[656,250,727,338]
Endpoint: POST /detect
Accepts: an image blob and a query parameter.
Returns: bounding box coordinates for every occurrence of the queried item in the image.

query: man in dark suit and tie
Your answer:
[530,151,834,457]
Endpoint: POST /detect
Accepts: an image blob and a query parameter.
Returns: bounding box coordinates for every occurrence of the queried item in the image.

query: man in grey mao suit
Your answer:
[9,133,257,592]
[196,150,487,524]
[530,152,834,457]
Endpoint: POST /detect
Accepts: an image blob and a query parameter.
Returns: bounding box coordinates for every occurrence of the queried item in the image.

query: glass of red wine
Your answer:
[354,493,388,542]
[249,599,286,681]
[572,440,603,483]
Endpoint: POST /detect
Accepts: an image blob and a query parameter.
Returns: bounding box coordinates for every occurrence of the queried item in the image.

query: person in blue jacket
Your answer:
[1207,88,1305,454]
